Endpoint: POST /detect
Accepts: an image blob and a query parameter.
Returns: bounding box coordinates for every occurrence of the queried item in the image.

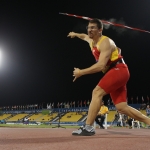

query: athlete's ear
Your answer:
[99,28,102,33]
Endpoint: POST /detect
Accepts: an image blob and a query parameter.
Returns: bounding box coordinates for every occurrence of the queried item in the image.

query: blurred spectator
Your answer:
[111,111,119,126]
[23,117,30,125]
[95,101,108,129]
[122,114,128,127]
[127,117,133,129]
[146,105,150,117]
[145,105,150,128]
[117,113,123,127]
[140,103,146,110]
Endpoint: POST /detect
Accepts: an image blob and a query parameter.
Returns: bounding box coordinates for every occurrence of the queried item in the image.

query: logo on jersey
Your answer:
[115,68,119,70]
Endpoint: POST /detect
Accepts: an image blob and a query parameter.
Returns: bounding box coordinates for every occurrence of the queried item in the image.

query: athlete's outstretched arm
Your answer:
[67,32,91,42]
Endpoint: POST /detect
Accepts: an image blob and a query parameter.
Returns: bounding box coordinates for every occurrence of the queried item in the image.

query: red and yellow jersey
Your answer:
[89,36,122,65]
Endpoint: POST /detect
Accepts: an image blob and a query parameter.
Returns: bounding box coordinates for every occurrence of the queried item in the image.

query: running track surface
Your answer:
[0,128,150,150]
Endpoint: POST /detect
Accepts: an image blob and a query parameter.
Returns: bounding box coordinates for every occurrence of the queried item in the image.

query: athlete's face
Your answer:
[87,23,101,38]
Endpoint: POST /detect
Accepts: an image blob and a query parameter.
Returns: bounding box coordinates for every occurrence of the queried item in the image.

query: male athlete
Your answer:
[68,18,150,136]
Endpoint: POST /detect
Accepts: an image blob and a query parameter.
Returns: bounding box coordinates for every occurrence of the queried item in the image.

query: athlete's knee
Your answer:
[115,102,128,114]
[92,86,106,99]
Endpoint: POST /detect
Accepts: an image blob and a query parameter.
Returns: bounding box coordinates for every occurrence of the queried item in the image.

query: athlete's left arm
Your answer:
[81,38,112,75]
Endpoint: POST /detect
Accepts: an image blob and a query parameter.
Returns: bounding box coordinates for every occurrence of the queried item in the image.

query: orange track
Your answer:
[0,127,150,150]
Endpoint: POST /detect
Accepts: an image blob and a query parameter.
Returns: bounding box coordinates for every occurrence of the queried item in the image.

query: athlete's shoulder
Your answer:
[97,35,110,47]
[98,35,109,43]
[101,35,116,46]
[101,35,109,38]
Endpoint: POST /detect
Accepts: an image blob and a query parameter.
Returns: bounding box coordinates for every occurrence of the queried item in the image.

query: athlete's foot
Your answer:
[72,125,95,136]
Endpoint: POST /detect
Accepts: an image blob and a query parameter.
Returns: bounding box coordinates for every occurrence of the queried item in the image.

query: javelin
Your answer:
[59,12,150,34]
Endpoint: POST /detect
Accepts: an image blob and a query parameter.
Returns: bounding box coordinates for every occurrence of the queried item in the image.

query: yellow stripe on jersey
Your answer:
[111,48,119,61]
[89,36,107,50]
[89,35,119,62]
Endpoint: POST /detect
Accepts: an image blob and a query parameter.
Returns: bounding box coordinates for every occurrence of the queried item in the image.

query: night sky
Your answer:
[0,0,150,106]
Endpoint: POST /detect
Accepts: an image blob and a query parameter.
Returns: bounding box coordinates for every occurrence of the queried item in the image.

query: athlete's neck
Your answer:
[93,34,102,45]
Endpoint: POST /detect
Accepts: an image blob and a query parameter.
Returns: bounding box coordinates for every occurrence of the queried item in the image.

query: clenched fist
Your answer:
[67,32,76,38]
[73,67,82,82]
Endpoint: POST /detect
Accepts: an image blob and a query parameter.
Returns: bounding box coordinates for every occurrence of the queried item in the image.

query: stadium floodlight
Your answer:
[0,49,2,67]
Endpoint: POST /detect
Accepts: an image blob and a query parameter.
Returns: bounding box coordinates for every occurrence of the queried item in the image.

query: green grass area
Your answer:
[0,124,80,128]
[0,124,134,130]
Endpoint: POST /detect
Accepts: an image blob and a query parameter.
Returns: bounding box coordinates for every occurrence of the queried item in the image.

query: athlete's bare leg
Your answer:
[116,102,150,125]
[86,86,107,125]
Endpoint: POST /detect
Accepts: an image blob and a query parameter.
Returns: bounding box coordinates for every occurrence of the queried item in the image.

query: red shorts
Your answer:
[98,63,130,105]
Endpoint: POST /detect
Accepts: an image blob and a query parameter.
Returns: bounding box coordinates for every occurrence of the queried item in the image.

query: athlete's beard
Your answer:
[88,32,94,39]
[89,35,93,39]
[88,32,101,39]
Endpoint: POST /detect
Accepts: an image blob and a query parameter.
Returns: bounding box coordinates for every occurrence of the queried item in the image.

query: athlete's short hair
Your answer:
[89,18,103,30]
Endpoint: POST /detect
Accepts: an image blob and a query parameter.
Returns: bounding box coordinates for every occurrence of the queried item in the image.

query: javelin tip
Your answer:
[59,12,65,15]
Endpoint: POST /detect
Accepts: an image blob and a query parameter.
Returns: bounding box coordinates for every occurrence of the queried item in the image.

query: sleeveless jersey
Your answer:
[89,36,122,65]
